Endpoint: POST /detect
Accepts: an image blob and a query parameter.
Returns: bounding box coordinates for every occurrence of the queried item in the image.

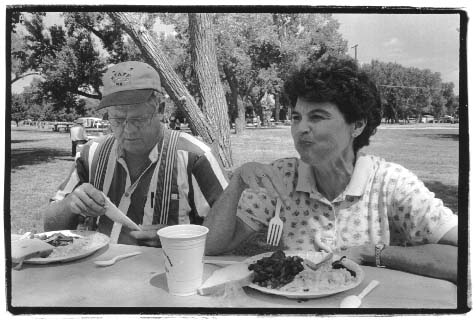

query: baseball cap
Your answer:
[98,61,161,109]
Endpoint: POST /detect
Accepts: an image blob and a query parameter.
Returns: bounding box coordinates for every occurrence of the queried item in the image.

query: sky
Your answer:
[333,13,461,92]
[11,11,462,95]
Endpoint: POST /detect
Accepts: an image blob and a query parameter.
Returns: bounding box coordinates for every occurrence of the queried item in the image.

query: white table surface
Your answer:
[10,243,458,309]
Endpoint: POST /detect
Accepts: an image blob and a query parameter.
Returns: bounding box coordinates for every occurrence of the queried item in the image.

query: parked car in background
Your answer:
[421,115,435,123]
[76,117,104,128]
[439,115,456,123]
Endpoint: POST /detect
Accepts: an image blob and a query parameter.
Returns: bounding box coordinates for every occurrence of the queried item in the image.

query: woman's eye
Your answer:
[310,115,323,121]
[291,115,300,121]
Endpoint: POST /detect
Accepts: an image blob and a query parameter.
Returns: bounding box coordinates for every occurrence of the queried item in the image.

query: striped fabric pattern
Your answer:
[50,129,228,245]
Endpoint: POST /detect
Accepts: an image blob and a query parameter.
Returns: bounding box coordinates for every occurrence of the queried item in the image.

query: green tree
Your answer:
[160,13,347,133]
[362,60,454,123]
[11,94,28,126]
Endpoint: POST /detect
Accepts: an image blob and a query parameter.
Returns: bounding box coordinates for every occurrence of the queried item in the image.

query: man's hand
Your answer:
[66,183,106,217]
[234,162,290,206]
[335,244,375,265]
[129,224,167,247]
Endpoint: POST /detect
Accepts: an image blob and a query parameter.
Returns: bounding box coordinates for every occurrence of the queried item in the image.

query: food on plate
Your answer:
[302,251,333,270]
[247,250,305,289]
[36,232,78,247]
[247,251,360,293]
[197,263,254,295]
[281,257,358,292]
[45,232,106,258]
[331,256,357,277]
[16,230,108,260]
[11,238,54,264]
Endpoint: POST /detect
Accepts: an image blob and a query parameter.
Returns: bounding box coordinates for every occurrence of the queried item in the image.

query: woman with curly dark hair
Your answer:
[204,56,457,283]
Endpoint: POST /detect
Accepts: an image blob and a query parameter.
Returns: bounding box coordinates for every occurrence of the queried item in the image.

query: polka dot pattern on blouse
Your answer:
[236,154,457,251]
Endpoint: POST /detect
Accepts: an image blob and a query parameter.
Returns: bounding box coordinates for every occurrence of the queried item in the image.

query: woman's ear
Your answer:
[159,101,166,114]
[353,119,367,137]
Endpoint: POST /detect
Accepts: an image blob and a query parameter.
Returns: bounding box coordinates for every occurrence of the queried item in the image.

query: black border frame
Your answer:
[4,4,470,316]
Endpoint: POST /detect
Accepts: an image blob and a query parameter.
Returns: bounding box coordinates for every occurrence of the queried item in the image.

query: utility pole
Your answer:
[351,44,358,61]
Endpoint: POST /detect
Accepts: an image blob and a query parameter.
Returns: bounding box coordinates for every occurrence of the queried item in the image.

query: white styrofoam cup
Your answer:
[157,224,209,296]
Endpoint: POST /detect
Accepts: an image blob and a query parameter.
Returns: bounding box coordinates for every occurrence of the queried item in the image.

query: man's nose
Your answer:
[123,119,136,133]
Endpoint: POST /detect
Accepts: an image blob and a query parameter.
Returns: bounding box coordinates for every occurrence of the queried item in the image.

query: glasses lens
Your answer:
[110,114,156,128]
[109,118,124,127]
[129,118,144,127]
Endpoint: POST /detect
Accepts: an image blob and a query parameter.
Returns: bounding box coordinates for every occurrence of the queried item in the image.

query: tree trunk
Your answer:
[274,94,280,123]
[236,97,246,134]
[223,64,245,134]
[188,13,232,168]
[108,12,232,168]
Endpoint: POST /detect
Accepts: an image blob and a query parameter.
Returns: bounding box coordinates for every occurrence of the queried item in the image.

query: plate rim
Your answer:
[24,230,110,264]
[244,250,364,299]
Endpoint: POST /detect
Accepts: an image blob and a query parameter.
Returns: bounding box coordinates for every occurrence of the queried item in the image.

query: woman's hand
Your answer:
[66,183,106,217]
[129,224,167,247]
[234,162,290,206]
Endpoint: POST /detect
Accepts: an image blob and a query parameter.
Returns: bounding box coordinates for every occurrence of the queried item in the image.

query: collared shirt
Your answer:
[52,130,229,245]
[236,154,457,251]
[70,125,88,141]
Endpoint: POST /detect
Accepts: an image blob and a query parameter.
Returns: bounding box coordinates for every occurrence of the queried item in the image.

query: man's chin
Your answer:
[122,142,145,154]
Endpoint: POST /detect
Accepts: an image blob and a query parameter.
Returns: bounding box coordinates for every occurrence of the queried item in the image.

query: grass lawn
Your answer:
[7,123,461,254]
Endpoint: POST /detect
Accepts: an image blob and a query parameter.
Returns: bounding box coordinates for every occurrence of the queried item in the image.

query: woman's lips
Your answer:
[298,139,314,145]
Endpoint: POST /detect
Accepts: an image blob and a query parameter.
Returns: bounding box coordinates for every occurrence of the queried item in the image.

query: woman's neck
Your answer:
[311,148,356,201]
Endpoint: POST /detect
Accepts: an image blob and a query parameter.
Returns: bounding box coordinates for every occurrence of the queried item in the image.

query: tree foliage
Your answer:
[362,60,457,122]
[159,13,347,133]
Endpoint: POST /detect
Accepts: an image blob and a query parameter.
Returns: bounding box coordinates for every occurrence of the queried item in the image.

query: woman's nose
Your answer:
[297,119,311,133]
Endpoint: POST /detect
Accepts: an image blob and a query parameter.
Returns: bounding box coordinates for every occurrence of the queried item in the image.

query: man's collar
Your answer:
[295,153,373,197]
[116,142,160,163]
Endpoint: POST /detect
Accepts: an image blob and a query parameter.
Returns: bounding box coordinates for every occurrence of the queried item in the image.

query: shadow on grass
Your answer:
[424,180,459,214]
[11,139,40,144]
[423,133,459,141]
[9,147,72,170]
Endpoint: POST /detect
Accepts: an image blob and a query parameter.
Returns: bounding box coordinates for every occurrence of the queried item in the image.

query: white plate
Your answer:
[244,251,364,299]
[22,230,109,264]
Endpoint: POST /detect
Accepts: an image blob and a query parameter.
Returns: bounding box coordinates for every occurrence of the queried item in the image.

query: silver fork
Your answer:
[266,198,283,246]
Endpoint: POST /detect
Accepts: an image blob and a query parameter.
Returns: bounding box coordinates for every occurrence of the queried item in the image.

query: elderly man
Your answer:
[44,61,228,246]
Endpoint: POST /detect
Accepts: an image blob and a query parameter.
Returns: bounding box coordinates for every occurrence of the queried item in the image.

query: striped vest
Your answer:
[85,129,183,230]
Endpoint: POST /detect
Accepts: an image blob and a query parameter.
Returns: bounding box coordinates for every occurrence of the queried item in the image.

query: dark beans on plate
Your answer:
[248,250,304,289]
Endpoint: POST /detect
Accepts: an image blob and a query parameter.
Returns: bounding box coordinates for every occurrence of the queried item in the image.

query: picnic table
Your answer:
[51,122,74,132]
[10,243,458,311]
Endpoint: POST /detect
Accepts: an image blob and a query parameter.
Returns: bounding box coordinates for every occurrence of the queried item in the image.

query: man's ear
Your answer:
[353,119,367,137]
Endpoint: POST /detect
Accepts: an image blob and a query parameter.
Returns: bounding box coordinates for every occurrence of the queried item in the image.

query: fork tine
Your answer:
[270,225,276,244]
[274,226,280,244]
[266,198,284,246]
[273,226,282,246]
[266,224,273,243]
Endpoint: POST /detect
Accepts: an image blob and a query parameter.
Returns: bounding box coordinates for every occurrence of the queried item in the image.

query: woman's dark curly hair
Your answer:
[284,56,382,153]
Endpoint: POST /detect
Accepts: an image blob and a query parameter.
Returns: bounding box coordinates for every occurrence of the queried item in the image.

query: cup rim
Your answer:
[157,224,209,239]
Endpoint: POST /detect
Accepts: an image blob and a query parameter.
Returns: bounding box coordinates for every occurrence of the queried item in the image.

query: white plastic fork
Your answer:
[266,198,283,246]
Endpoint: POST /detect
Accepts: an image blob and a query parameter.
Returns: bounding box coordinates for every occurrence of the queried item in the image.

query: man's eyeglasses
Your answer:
[109,113,158,128]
